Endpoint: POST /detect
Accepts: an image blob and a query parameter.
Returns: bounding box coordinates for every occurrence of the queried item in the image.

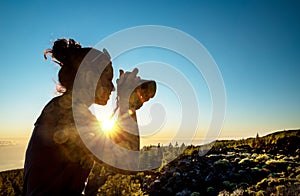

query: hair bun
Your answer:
[44,38,82,65]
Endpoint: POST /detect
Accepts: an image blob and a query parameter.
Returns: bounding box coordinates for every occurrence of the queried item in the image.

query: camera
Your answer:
[129,80,156,110]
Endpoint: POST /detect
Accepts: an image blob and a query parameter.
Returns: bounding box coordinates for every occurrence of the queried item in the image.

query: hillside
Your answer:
[1,129,299,196]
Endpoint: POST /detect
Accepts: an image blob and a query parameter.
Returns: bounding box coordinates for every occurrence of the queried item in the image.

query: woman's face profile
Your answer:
[95,64,114,105]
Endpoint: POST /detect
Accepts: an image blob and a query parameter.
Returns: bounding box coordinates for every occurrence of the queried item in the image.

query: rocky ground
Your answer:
[139,130,300,195]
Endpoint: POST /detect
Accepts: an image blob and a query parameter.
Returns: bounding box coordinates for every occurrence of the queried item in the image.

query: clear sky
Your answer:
[0,0,299,145]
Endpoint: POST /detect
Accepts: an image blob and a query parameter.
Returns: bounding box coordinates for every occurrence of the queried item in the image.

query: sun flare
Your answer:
[100,118,116,132]
[93,106,117,135]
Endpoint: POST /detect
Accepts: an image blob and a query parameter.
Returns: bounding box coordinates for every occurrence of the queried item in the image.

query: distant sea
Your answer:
[0,137,28,172]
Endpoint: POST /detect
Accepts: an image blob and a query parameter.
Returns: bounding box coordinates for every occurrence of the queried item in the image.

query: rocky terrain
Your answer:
[139,129,300,195]
[1,129,300,196]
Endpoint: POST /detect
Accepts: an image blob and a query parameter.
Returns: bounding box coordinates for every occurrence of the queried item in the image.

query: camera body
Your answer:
[129,80,156,110]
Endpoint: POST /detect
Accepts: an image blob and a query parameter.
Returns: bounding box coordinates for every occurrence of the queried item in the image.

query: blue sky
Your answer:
[0,0,299,144]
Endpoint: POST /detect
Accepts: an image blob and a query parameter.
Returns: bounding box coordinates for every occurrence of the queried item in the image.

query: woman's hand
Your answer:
[115,68,141,152]
[116,68,144,110]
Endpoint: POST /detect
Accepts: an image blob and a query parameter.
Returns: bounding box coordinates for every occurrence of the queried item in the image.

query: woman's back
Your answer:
[23,95,94,195]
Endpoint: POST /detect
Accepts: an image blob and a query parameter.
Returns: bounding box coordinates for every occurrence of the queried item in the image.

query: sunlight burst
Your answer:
[100,117,116,132]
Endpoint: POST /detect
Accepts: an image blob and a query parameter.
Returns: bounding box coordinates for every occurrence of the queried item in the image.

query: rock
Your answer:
[175,189,191,196]
[154,179,160,183]
[205,172,214,182]
[213,159,230,169]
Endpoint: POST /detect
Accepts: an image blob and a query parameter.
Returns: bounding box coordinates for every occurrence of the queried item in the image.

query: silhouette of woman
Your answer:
[23,38,156,195]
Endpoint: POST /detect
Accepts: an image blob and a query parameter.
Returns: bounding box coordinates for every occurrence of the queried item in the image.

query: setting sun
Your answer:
[101,118,116,132]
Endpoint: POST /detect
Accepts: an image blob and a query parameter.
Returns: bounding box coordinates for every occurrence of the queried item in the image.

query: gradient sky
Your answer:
[0,0,299,145]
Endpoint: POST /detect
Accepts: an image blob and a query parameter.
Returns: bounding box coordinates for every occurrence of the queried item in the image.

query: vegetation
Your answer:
[0,169,23,196]
[1,129,299,195]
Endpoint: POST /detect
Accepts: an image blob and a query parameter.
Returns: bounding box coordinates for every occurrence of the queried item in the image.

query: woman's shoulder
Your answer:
[34,95,71,126]
[45,94,73,111]
[42,96,63,114]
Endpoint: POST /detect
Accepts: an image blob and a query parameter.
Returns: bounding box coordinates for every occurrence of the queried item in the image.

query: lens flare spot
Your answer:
[101,118,116,132]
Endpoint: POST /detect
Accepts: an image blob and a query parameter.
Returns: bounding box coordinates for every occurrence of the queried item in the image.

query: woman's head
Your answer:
[45,38,114,105]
